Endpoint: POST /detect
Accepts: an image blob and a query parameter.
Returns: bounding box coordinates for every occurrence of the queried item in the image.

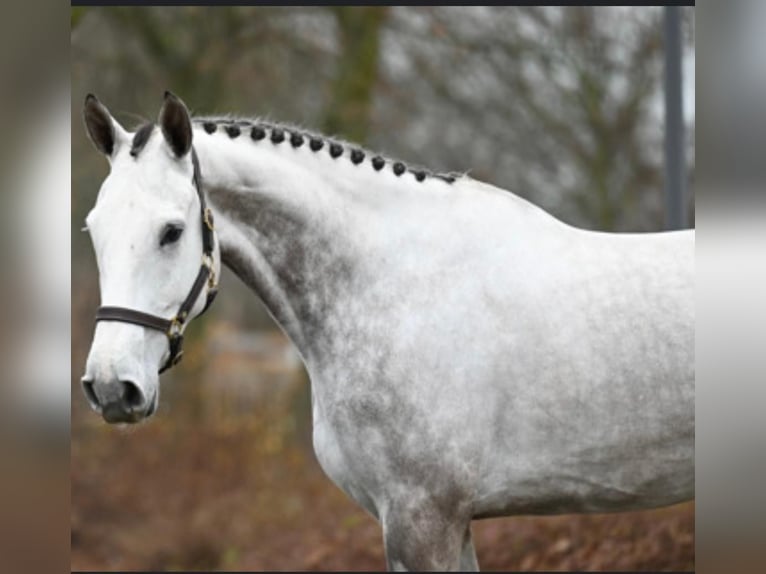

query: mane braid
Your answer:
[191,116,460,185]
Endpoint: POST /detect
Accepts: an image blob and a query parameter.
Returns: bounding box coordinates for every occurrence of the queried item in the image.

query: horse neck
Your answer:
[191,125,416,363]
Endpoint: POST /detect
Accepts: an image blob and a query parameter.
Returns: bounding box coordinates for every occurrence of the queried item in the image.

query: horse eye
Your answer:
[160,223,184,247]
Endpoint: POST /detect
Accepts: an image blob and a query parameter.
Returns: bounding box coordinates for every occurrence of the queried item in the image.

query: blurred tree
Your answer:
[378,6,693,231]
[324,7,388,143]
[102,7,244,108]
[71,7,86,29]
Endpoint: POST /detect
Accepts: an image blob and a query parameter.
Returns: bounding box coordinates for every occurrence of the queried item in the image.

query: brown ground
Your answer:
[71,385,694,572]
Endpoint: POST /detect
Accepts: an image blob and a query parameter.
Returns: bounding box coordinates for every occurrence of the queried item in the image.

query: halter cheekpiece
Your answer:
[94,148,218,373]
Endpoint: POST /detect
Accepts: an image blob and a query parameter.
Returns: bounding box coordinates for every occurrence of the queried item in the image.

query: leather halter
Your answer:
[94,148,218,373]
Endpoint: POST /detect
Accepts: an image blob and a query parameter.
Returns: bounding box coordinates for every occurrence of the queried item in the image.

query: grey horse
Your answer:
[80,93,694,571]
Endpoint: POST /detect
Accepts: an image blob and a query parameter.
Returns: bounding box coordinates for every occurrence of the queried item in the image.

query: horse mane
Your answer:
[191,115,462,185]
[130,122,155,158]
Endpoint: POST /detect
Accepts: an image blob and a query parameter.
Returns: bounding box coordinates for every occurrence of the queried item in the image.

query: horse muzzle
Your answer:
[81,377,156,424]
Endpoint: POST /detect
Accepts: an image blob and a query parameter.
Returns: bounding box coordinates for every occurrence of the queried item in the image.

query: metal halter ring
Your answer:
[167,316,184,337]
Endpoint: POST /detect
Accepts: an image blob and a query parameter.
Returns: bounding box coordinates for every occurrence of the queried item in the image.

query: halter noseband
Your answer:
[94,148,218,373]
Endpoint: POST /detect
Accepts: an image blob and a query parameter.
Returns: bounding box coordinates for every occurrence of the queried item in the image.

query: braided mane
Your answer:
[192,116,461,185]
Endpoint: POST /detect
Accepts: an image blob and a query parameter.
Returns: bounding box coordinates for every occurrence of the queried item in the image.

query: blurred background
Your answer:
[71,6,695,571]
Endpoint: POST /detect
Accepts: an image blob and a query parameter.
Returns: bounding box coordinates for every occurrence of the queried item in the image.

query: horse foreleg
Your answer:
[381,502,468,571]
[459,525,479,571]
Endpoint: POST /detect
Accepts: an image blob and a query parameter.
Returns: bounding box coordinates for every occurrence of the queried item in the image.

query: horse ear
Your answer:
[83,94,127,158]
[158,91,192,158]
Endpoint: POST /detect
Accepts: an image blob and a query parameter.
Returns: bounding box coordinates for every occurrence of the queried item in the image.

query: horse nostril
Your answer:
[81,379,100,409]
[120,380,145,410]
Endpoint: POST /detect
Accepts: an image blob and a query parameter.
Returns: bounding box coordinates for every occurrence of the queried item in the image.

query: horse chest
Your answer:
[311,402,380,517]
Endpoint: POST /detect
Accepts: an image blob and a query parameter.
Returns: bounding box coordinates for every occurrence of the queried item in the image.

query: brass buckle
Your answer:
[203,208,215,231]
[167,316,183,337]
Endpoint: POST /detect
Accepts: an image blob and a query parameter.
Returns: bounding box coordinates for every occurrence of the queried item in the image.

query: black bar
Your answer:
[72,2,696,7]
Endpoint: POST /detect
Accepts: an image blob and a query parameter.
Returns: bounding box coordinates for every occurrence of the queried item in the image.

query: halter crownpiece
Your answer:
[94,147,218,374]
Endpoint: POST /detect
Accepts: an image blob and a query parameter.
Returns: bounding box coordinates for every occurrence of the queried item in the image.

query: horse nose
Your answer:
[81,378,149,423]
